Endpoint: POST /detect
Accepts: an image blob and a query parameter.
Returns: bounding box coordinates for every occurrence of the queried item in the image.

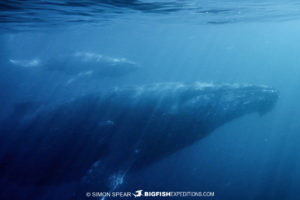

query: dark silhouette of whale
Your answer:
[0,82,278,190]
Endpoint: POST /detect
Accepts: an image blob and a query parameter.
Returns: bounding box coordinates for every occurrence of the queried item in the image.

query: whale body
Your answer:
[0,82,278,190]
[47,52,140,77]
[8,52,139,80]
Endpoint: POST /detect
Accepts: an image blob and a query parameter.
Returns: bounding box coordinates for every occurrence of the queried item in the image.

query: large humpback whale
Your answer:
[0,82,278,191]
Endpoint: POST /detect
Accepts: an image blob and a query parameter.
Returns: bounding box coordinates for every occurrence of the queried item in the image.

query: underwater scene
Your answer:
[0,0,300,200]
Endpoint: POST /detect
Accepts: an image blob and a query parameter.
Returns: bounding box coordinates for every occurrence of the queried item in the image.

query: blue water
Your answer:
[1,1,300,200]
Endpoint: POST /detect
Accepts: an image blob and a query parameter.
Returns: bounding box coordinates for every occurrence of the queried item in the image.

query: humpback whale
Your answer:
[8,52,139,80]
[0,82,278,190]
[47,52,140,77]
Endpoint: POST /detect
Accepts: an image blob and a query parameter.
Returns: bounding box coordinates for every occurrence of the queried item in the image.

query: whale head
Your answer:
[127,82,278,119]
[168,83,279,125]
[241,85,279,116]
[125,82,279,172]
[122,82,278,137]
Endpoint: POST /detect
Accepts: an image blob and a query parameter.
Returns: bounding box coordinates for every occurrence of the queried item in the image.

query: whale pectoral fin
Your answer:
[72,160,126,199]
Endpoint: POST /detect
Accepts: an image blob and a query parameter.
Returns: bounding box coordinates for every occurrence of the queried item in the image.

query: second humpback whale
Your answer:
[0,82,278,191]
[8,52,140,82]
